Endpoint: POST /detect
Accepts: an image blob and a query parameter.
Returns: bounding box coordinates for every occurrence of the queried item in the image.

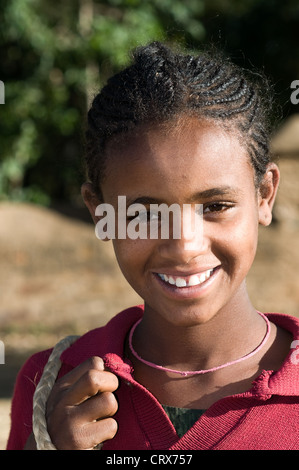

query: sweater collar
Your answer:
[251,313,299,398]
[61,307,299,397]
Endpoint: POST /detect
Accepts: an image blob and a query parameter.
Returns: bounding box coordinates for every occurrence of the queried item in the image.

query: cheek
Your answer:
[112,239,150,281]
[212,212,259,273]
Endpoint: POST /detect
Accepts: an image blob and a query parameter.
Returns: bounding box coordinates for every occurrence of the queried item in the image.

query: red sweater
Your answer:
[7,306,299,450]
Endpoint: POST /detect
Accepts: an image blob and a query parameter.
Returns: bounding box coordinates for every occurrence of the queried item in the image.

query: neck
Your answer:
[132,290,267,372]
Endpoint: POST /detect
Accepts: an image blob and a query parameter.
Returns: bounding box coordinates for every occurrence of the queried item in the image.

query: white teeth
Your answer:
[188,274,200,286]
[175,277,187,287]
[158,269,214,288]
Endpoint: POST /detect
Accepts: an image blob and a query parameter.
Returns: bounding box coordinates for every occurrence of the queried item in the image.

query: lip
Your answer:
[152,265,221,299]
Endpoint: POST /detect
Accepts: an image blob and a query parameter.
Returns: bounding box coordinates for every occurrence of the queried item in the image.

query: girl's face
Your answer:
[84,118,279,327]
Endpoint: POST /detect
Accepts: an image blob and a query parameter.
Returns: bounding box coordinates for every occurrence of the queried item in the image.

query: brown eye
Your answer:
[207,204,223,212]
[204,202,234,213]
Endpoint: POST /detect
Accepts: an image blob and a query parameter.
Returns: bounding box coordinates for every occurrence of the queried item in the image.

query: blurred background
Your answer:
[0,0,299,448]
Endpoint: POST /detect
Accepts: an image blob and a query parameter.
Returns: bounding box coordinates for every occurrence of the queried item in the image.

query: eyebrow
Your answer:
[126,186,241,207]
[188,186,241,201]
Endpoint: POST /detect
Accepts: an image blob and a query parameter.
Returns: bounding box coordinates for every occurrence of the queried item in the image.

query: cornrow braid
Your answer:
[85,41,275,194]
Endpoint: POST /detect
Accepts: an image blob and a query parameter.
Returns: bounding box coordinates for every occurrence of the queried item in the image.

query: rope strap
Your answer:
[32,335,79,450]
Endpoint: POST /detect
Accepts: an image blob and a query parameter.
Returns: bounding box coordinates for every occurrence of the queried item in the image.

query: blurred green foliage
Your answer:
[0,0,298,206]
[0,0,205,204]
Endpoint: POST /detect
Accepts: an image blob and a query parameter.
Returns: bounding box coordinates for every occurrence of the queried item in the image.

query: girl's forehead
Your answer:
[102,118,255,202]
[106,118,249,174]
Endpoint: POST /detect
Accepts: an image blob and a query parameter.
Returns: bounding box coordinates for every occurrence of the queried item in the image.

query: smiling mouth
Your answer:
[156,267,218,288]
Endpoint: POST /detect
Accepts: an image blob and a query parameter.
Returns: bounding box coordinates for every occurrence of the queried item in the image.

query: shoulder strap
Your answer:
[32,335,79,450]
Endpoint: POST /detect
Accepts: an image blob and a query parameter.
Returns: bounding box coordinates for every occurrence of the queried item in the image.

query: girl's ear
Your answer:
[81,182,111,241]
[258,163,280,226]
[81,182,102,225]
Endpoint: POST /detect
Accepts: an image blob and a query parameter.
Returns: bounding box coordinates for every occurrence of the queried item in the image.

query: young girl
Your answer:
[7,41,299,450]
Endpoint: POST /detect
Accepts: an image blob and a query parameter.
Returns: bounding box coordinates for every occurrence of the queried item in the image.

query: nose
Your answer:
[157,204,209,263]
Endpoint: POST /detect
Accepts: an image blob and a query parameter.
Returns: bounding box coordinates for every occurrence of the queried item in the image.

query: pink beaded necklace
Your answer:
[128,312,271,377]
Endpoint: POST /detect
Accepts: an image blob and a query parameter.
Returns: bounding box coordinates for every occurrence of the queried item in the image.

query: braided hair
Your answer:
[85,41,275,197]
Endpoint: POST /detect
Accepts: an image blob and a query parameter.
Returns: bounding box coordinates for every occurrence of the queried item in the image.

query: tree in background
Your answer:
[0,0,204,204]
[0,0,298,206]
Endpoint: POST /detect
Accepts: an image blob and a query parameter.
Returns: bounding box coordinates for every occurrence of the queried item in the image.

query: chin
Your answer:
[152,302,218,328]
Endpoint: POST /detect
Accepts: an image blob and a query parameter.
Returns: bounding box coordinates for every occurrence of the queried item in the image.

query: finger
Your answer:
[50,416,118,450]
[63,369,119,406]
[54,356,105,390]
[82,418,118,450]
[46,357,108,414]
[75,391,118,422]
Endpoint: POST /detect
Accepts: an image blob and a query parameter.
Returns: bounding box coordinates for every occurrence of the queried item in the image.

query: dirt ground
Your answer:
[0,157,298,449]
